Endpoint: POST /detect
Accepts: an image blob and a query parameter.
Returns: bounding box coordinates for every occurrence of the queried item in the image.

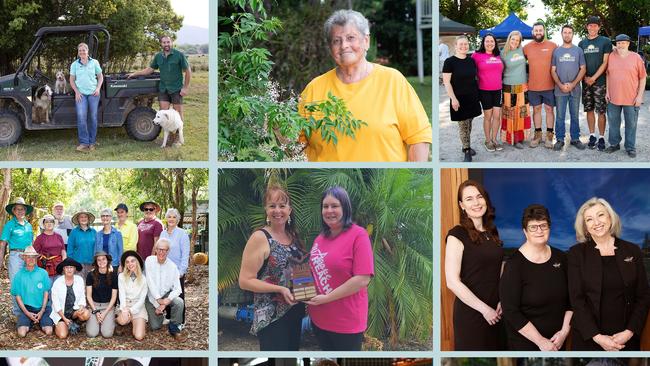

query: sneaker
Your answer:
[514,142,524,149]
[587,135,597,149]
[162,318,170,325]
[545,131,554,149]
[76,144,89,152]
[597,137,606,151]
[493,141,504,151]
[484,140,496,152]
[570,139,586,150]
[605,144,620,153]
[627,150,637,158]
[553,140,565,151]
[463,148,472,162]
[529,131,542,148]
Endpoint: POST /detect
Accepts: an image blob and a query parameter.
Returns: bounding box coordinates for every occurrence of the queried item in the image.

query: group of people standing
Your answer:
[443,16,646,161]
[1,198,190,341]
[239,185,374,351]
[445,180,649,350]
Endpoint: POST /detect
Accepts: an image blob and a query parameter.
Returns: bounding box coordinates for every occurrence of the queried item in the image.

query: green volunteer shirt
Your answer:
[578,36,612,86]
[1,217,34,250]
[150,48,189,93]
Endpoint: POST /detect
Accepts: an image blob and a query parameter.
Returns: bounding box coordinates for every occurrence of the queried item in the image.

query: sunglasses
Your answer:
[143,208,156,212]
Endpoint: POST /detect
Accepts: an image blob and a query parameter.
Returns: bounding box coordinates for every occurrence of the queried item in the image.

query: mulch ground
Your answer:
[0,265,209,350]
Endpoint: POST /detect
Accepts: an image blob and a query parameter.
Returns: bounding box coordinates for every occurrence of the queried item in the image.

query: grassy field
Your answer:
[0,58,209,161]
[407,75,433,122]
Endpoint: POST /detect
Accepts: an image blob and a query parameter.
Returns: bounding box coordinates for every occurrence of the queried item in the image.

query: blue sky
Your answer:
[481,169,650,250]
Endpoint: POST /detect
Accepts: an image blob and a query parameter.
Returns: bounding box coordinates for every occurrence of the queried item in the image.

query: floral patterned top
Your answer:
[250,229,306,335]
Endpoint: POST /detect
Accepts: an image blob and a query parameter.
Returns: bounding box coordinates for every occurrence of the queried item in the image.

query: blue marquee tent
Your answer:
[639,26,650,36]
[479,12,534,39]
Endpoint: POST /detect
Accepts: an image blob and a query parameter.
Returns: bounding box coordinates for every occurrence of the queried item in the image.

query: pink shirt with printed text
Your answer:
[308,223,375,333]
[471,52,504,91]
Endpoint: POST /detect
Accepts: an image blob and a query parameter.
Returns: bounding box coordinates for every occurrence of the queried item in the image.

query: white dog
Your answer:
[32,85,52,123]
[54,70,67,94]
[153,108,184,148]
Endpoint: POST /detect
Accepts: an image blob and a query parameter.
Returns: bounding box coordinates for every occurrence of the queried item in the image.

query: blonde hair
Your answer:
[574,197,622,242]
[121,255,144,285]
[502,31,523,55]
[77,42,89,51]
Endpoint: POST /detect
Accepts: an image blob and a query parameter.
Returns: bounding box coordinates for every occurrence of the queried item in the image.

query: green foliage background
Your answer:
[218,168,433,346]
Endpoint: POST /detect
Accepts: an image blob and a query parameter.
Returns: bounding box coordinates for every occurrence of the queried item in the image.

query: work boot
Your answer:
[544,131,554,149]
[529,130,542,148]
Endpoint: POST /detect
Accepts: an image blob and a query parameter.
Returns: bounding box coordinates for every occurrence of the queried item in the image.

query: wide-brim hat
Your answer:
[93,250,113,265]
[39,214,56,229]
[21,246,40,258]
[120,250,144,269]
[56,257,83,274]
[139,201,161,212]
[72,210,96,225]
[5,197,34,215]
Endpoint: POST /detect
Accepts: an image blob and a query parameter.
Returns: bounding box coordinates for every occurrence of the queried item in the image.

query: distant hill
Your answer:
[176,25,209,45]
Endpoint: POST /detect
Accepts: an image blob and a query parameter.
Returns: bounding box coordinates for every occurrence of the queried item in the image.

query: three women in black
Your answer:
[445,188,650,351]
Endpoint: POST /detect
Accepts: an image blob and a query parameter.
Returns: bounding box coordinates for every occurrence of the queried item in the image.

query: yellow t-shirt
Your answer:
[116,220,139,252]
[299,64,432,162]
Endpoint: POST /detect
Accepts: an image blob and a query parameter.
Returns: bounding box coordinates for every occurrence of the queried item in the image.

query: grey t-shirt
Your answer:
[552,45,585,97]
[501,48,527,86]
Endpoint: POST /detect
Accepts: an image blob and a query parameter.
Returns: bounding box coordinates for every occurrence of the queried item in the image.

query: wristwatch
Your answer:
[92,309,100,314]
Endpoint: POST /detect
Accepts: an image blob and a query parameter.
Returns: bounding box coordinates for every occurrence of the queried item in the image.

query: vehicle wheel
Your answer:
[125,106,160,141]
[0,110,23,146]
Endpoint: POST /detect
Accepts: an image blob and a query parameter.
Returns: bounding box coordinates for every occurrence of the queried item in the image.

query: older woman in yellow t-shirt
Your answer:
[299,9,432,162]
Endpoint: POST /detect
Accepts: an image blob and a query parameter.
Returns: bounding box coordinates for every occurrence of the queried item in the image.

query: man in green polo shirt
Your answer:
[127,35,192,122]
[0,197,35,315]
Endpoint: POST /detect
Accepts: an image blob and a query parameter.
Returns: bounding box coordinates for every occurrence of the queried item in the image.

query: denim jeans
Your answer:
[8,251,25,315]
[607,103,639,152]
[75,94,100,145]
[555,93,581,141]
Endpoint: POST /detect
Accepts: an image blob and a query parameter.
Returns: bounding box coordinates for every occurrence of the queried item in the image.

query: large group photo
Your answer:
[218,168,433,351]
[0,0,209,161]
[0,168,209,350]
[218,0,433,162]
[439,1,650,162]
[441,168,650,351]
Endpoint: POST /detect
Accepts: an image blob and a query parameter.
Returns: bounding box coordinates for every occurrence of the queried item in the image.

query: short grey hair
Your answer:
[324,9,370,44]
[165,208,181,220]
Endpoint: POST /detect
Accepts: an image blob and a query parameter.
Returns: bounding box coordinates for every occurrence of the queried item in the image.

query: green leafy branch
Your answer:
[302,92,367,145]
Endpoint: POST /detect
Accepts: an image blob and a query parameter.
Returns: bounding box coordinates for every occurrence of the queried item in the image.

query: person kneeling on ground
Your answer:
[116,250,148,340]
[10,246,54,337]
[145,238,185,340]
[51,257,90,338]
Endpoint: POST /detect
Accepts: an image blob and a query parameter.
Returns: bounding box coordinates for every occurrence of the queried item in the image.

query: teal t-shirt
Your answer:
[578,36,612,86]
[11,266,51,308]
[501,48,527,86]
[150,49,189,93]
[70,57,102,95]
[0,217,33,250]
[67,226,97,264]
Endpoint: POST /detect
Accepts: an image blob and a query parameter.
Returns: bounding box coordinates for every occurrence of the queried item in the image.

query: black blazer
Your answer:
[567,237,650,341]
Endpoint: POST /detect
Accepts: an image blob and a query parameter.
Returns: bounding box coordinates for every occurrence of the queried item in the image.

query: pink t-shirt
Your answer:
[33,232,65,256]
[471,52,504,91]
[607,50,647,106]
[308,223,374,333]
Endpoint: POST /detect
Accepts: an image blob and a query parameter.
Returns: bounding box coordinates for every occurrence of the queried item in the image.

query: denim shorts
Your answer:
[17,304,54,328]
[528,90,556,107]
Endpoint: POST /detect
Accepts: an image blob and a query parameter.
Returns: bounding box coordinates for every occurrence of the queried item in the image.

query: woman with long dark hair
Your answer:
[239,184,307,351]
[306,186,374,351]
[445,179,504,350]
[472,33,504,152]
